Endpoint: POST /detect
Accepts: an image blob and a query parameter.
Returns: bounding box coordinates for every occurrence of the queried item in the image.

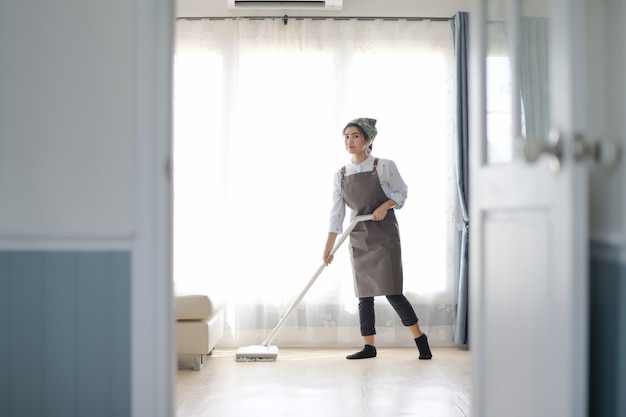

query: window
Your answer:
[174,17,458,347]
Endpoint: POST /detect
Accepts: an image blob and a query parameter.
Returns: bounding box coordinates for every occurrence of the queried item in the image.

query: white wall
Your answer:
[177,0,469,18]
[0,2,134,237]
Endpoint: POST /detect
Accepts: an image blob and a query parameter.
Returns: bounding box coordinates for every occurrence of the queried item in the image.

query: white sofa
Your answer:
[175,291,225,371]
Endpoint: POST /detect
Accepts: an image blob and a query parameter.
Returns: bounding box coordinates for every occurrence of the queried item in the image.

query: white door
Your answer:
[470,0,589,416]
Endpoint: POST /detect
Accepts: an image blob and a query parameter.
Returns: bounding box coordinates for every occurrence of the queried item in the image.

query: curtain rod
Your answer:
[177,16,452,22]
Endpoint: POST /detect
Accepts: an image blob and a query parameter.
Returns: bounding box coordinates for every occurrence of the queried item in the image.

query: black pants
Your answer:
[358,294,418,337]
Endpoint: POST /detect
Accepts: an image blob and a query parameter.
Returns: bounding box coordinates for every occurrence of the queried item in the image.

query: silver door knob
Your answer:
[573,134,621,166]
[523,129,562,172]
[524,130,621,171]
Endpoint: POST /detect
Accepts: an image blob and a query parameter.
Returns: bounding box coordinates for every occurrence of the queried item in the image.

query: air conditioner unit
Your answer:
[227,0,343,11]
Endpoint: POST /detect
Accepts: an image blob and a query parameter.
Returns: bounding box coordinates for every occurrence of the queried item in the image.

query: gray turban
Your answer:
[348,118,377,142]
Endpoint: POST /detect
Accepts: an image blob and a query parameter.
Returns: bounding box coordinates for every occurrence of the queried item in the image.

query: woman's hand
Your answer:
[323,232,338,265]
[372,199,397,221]
[323,251,334,265]
[372,206,388,221]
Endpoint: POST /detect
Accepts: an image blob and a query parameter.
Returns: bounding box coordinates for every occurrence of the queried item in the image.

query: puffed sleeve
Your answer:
[379,159,408,209]
[328,170,346,233]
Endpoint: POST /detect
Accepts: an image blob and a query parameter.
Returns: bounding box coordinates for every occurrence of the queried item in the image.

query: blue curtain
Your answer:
[451,11,469,346]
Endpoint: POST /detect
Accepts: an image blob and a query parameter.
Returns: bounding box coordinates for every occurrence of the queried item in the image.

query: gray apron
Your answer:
[341,159,403,297]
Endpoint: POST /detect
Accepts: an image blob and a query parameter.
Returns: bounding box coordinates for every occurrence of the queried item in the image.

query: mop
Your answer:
[235,214,373,361]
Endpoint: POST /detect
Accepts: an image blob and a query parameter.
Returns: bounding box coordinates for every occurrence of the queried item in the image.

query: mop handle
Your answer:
[262,214,374,347]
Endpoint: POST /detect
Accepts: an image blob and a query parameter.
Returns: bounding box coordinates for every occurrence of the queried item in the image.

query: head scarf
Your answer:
[348,118,377,142]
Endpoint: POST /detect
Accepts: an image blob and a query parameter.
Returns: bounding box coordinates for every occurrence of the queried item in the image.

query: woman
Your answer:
[323,117,432,360]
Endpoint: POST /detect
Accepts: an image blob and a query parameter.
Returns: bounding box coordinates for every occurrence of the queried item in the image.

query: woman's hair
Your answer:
[343,123,373,152]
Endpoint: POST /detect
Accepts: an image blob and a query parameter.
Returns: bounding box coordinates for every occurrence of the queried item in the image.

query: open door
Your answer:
[469,0,590,415]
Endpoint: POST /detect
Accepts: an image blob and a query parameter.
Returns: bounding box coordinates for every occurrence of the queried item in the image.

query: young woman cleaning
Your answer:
[323,117,432,360]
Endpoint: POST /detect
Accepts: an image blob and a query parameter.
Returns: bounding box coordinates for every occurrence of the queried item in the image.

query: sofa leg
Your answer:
[193,354,204,371]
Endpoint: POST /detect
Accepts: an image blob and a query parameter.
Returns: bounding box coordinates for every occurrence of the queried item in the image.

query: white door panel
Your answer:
[470,0,589,416]
[482,211,553,416]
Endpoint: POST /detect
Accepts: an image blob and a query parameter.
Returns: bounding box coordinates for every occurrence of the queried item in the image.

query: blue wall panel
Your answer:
[0,251,130,417]
[9,253,45,417]
[589,256,626,417]
[44,253,76,416]
[0,254,10,417]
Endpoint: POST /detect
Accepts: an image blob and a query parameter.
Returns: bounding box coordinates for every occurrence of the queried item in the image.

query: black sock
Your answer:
[346,344,377,360]
[415,334,432,360]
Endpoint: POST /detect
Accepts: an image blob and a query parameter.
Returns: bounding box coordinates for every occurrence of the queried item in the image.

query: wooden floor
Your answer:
[176,347,471,417]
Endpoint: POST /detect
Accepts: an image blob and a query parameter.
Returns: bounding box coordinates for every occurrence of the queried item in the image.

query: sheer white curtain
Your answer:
[173,17,457,348]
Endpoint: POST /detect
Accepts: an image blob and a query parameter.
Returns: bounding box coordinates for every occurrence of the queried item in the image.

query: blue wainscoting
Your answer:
[0,251,130,417]
[589,254,626,417]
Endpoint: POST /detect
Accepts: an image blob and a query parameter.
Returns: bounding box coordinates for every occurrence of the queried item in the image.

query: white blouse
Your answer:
[328,154,408,233]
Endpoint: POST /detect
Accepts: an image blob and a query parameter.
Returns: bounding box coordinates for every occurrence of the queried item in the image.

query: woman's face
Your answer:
[343,126,370,154]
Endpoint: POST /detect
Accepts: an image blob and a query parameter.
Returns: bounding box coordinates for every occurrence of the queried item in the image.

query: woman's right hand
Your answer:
[323,251,334,265]
[324,232,338,265]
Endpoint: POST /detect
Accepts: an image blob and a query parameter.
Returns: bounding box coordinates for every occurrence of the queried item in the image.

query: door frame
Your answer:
[132,0,175,416]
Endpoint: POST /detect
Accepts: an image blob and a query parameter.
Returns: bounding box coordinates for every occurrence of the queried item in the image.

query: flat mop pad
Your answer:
[235,344,279,362]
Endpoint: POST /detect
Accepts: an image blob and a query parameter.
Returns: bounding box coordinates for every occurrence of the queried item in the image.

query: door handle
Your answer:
[573,133,621,166]
[524,130,621,171]
[523,129,562,172]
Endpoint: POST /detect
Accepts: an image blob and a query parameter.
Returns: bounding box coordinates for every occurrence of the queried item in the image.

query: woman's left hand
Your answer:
[372,199,398,221]
[372,206,388,221]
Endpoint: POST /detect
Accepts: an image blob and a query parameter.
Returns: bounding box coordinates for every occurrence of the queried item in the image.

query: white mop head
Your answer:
[235,345,279,362]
